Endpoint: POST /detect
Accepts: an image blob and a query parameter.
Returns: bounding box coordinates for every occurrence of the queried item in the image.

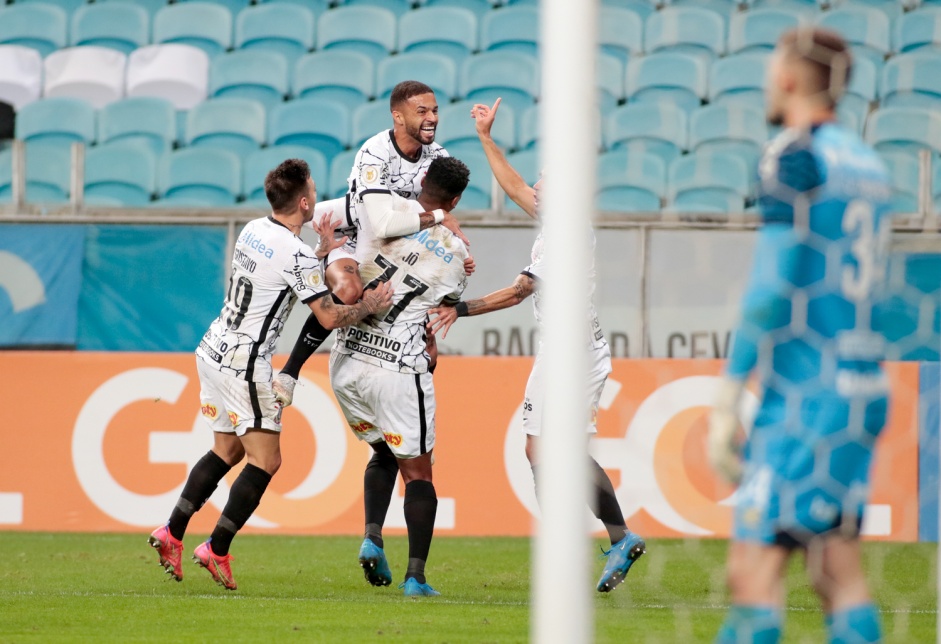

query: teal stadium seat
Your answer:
[84,141,157,206]
[15,97,95,147]
[158,147,241,204]
[865,106,941,155]
[597,149,665,213]
[15,0,86,14]
[880,52,941,109]
[174,0,250,17]
[645,7,726,59]
[817,7,890,67]
[597,53,625,115]
[268,98,351,163]
[668,152,751,214]
[517,104,539,150]
[417,0,491,20]
[153,2,233,58]
[598,6,644,64]
[709,52,769,108]
[342,0,413,17]
[480,6,538,57]
[834,0,904,20]
[689,103,768,170]
[71,4,149,55]
[453,147,493,210]
[728,8,804,55]
[235,4,315,66]
[0,3,68,58]
[669,0,739,23]
[879,151,919,213]
[293,50,374,110]
[185,97,266,156]
[98,96,176,155]
[626,51,708,114]
[317,6,396,63]
[895,8,941,52]
[257,0,328,13]
[605,102,688,164]
[602,0,656,20]
[352,100,392,149]
[243,145,327,202]
[328,148,357,198]
[460,51,538,124]
[399,7,477,67]
[210,50,289,108]
[436,99,515,156]
[377,53,457,103]
[95,0,169,18]
[0,143,71,203]
[748,0,821,10]
[503,147,538,212]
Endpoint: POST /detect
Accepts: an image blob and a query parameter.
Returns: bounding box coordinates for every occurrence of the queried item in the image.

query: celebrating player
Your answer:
[329,156,472,597]
[708,28,893,643]
[428,98,646,594]
[147,159,393,590]
[273,81,470,405]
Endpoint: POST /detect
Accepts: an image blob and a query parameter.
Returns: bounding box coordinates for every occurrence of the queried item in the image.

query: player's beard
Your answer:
[407,121,436,145]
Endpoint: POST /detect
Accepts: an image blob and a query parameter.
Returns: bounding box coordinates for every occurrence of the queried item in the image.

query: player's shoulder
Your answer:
[357,130,395,161]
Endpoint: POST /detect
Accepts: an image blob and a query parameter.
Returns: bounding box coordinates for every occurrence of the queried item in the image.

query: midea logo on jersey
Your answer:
[403,230,456,264]
[238,230,275,259]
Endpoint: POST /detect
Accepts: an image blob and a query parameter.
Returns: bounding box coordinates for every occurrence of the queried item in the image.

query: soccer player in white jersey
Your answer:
[274,81,471,403]
[330,157,471,597]
[428,100,646,594]
[147,159,393,590]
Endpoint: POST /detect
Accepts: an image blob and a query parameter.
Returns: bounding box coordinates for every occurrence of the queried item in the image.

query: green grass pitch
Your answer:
[0,533,935,642]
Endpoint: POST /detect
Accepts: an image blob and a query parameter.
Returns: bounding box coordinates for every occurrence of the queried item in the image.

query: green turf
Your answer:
[0,533,935,642]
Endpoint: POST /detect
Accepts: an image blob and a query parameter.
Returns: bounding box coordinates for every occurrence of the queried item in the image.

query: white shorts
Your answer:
[329,351,436,458]
[522,343,612,436]
[197,357,283,436]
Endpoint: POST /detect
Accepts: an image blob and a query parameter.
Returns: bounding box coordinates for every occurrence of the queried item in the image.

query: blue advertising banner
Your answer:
[76,225,227,351]
[919,362,940,542]
[0,224,85,347]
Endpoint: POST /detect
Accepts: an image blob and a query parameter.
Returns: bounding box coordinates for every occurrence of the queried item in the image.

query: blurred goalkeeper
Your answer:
[709,28,892,643]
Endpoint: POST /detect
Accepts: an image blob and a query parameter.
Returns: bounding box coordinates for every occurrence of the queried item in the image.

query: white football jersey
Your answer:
[197,216,328,382]
[335,201,468,374]
[349,129,448,203]
[523,231,607,351]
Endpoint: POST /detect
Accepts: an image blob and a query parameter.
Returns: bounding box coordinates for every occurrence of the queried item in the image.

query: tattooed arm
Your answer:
[427,273,535,339]
[308,281,394,330]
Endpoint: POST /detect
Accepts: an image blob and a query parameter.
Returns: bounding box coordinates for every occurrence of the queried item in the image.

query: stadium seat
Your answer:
[153,3,233,59]
[70,4,148,55]
[98,96,176,155]
[597,148,665,212]
[728,8,804,55]
[597,53,625,115]
[865,106,941,155]
[0,143,71,203]
[16,0,88,12]
[598,6,644,64]
[480,6,538,56]
[645,7,725,59]
[831,0,904,20]
[328,147,357,198]
[669,0,739,21]
[43,47,127,109]
[268,98,351,163]
[880,52,941,109]
[84,141,157,206]
[317,6,396,63]
[234,4,315,66]
[377,53,457,102]
[126,44,210,110]
[293,50,374,110]
[0,45,42,110]
[453,147,493,210]
[837,101,864,133]
[210,50,289,109]
[95,0,170,18]
[417,0,491,20]
[747,0,820,11]
[436,99,515,156]
[879,151,919,213]
[460,51,539,120]
[243,145,328,202]
[174,0,249,15]
[257,0,328,14]
[895,8,941,53]
[343,0,412,17]
[185,98,266,156]
[625,51,708,114]
[15,97,95,147]
[689,104,768,170]
[158,147,241,204]
[352,101,392,149]
[0,3,68,58]
[503,147,539,212]
[605,102,687,164]
[517,104,539,151]
[817,7,890,67]
[602,0,657,20]
[668,152,751,214]
[398,7,478,67]
[709,52,769,108]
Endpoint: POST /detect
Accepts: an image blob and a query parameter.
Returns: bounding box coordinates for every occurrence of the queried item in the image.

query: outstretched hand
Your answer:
[428,305,459,339]
[470,98,501,138]
[312,212,348,260]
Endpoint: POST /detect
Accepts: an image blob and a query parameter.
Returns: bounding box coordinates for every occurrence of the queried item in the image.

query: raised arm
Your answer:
[472,98,537,219]
[427,272,535,339]
[307,281,393,330]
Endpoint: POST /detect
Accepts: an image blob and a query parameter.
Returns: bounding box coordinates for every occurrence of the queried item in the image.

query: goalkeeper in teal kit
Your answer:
[708,28,893,643]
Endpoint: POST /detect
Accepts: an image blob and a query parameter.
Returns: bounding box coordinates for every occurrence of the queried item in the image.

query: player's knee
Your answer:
[332,279,362,305]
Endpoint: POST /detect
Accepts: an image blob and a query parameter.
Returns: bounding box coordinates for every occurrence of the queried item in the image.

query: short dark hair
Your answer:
[422,157,470,203]
[264,158,310,213]
[778,27,852,107]
[390,80,435,110]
